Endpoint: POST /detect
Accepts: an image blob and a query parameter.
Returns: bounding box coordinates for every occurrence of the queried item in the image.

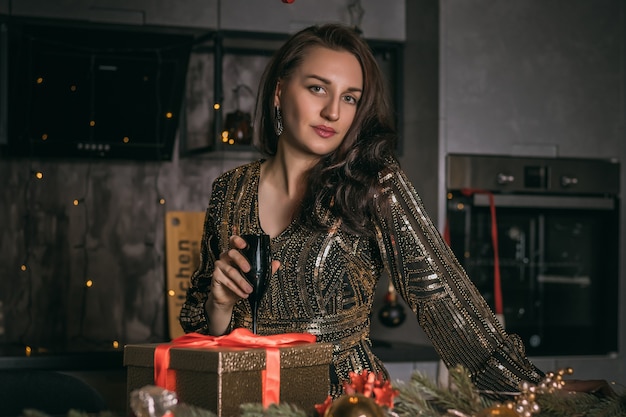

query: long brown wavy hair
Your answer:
[255,24,398,236]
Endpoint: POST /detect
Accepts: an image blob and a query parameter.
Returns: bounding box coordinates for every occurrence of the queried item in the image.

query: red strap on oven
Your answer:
[445,189,503,316]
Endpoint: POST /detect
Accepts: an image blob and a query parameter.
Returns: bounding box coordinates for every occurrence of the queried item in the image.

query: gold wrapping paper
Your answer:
[124,342,333,417]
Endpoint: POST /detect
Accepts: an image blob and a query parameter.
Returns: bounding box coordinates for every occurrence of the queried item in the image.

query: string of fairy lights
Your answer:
[13,0,338,355]
[17,37,170,356]
[19,160,36,354]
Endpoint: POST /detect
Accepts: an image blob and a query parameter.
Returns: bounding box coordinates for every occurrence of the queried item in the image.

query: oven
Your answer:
[445,154,620,357]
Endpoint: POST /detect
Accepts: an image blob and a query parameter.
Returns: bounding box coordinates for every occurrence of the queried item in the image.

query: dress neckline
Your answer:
[253,159,297,241]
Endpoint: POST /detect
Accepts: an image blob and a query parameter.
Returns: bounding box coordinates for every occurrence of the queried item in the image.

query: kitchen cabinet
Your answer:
[1,0,404,41]
[1,0,405,158]
[180,31,404,156]
[440,0,622,159]
[1,0,218,29]
[1,0,404,158]
[220,0,405,41]
[180,32,281,156]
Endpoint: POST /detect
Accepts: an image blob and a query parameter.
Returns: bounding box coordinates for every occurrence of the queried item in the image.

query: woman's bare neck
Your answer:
[258,150,319,237]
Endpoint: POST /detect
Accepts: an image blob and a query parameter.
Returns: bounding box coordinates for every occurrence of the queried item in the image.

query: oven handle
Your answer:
[473,194,616,210]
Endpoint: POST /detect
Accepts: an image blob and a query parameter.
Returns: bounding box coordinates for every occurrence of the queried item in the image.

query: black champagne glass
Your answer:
[240,233,271,334]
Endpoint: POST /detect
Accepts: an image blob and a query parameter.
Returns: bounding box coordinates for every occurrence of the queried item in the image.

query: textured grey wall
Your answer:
[0,154,247,351]
[441,0,623,158]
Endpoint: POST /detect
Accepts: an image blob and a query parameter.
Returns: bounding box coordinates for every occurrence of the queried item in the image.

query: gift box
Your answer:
[124,340,333,417]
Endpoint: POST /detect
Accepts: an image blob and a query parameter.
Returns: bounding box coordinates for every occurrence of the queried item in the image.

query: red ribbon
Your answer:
[461,189,503,315]
[153,328,317,408]
[444,189,503,316]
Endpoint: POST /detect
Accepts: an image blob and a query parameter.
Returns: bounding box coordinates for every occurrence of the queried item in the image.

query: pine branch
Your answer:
[393,376,441,417]
[447,365,490,413]
[393,367,493,417]
[535,389,626,417]
[535,391,597,416]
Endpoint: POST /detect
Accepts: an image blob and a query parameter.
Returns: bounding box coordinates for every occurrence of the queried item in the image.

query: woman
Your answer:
[179,23,544,397]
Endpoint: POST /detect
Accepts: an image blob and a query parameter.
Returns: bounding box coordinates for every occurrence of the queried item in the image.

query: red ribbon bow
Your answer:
[154,328,317,408]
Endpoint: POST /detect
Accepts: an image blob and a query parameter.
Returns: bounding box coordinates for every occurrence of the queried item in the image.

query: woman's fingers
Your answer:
[226,246,251,273]
[271,260,281,275]
[212,257,253,301]
[229,234,249,250]
[210,235,280,304]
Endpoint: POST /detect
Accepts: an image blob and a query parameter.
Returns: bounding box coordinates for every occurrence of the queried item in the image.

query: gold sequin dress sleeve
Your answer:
[180,159,543,396]
[373,163,543,392]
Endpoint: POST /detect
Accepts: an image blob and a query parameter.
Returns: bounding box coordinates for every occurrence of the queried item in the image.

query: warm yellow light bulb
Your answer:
[35,172,43,180]
[73,199,80,206]
[165,112,173,119]
[25,346,32,356]
[85,280,93,287]
[36,77,43,84]
[159,198,166,205]
[447,192,453,200]
[70,85,77,92]
[20,264,27,271]
[41,134,48,141]
[228,138,235,145]
[112,340,119,349]
[89,120,96,127]
[123,136,130,143]
[213,103,221,110]
[168,290,176,297]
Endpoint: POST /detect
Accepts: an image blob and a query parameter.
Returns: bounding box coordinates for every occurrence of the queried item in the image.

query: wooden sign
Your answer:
[165,211,205,339]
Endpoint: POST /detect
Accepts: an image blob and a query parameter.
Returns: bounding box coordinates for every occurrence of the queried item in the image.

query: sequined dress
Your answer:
[180,159,543,396]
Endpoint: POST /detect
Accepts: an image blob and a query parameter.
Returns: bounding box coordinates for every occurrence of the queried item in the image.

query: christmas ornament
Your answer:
[315,370,399,416]
[378,281,406,327]
[323,394,385,417]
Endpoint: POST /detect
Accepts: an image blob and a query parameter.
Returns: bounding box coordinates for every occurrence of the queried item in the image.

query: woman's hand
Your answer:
[205,234,280,335]
[211,235,255,306]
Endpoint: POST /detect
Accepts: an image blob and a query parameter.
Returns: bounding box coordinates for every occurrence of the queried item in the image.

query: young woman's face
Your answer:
[274,46,363,159]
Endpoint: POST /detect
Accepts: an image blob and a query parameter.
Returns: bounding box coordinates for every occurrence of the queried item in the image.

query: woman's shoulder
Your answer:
[213,159,262,186]
[376,156,402,181]
[374,158,422,198]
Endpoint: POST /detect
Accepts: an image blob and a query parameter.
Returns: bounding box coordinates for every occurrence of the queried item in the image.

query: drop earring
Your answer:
[274,106,284,136]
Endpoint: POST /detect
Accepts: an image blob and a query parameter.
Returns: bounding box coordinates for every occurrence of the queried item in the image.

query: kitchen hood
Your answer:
[1,19,195,161]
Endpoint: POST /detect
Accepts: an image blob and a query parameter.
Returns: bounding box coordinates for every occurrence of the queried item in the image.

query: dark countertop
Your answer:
[0,350,124,371]
[0,339,438,371]
[371,340,439,362]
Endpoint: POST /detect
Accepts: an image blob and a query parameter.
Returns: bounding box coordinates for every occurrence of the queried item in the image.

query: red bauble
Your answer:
[281,0,295,3]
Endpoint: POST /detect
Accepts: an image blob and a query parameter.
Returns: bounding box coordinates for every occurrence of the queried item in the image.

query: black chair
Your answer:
[0,370,108,416]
